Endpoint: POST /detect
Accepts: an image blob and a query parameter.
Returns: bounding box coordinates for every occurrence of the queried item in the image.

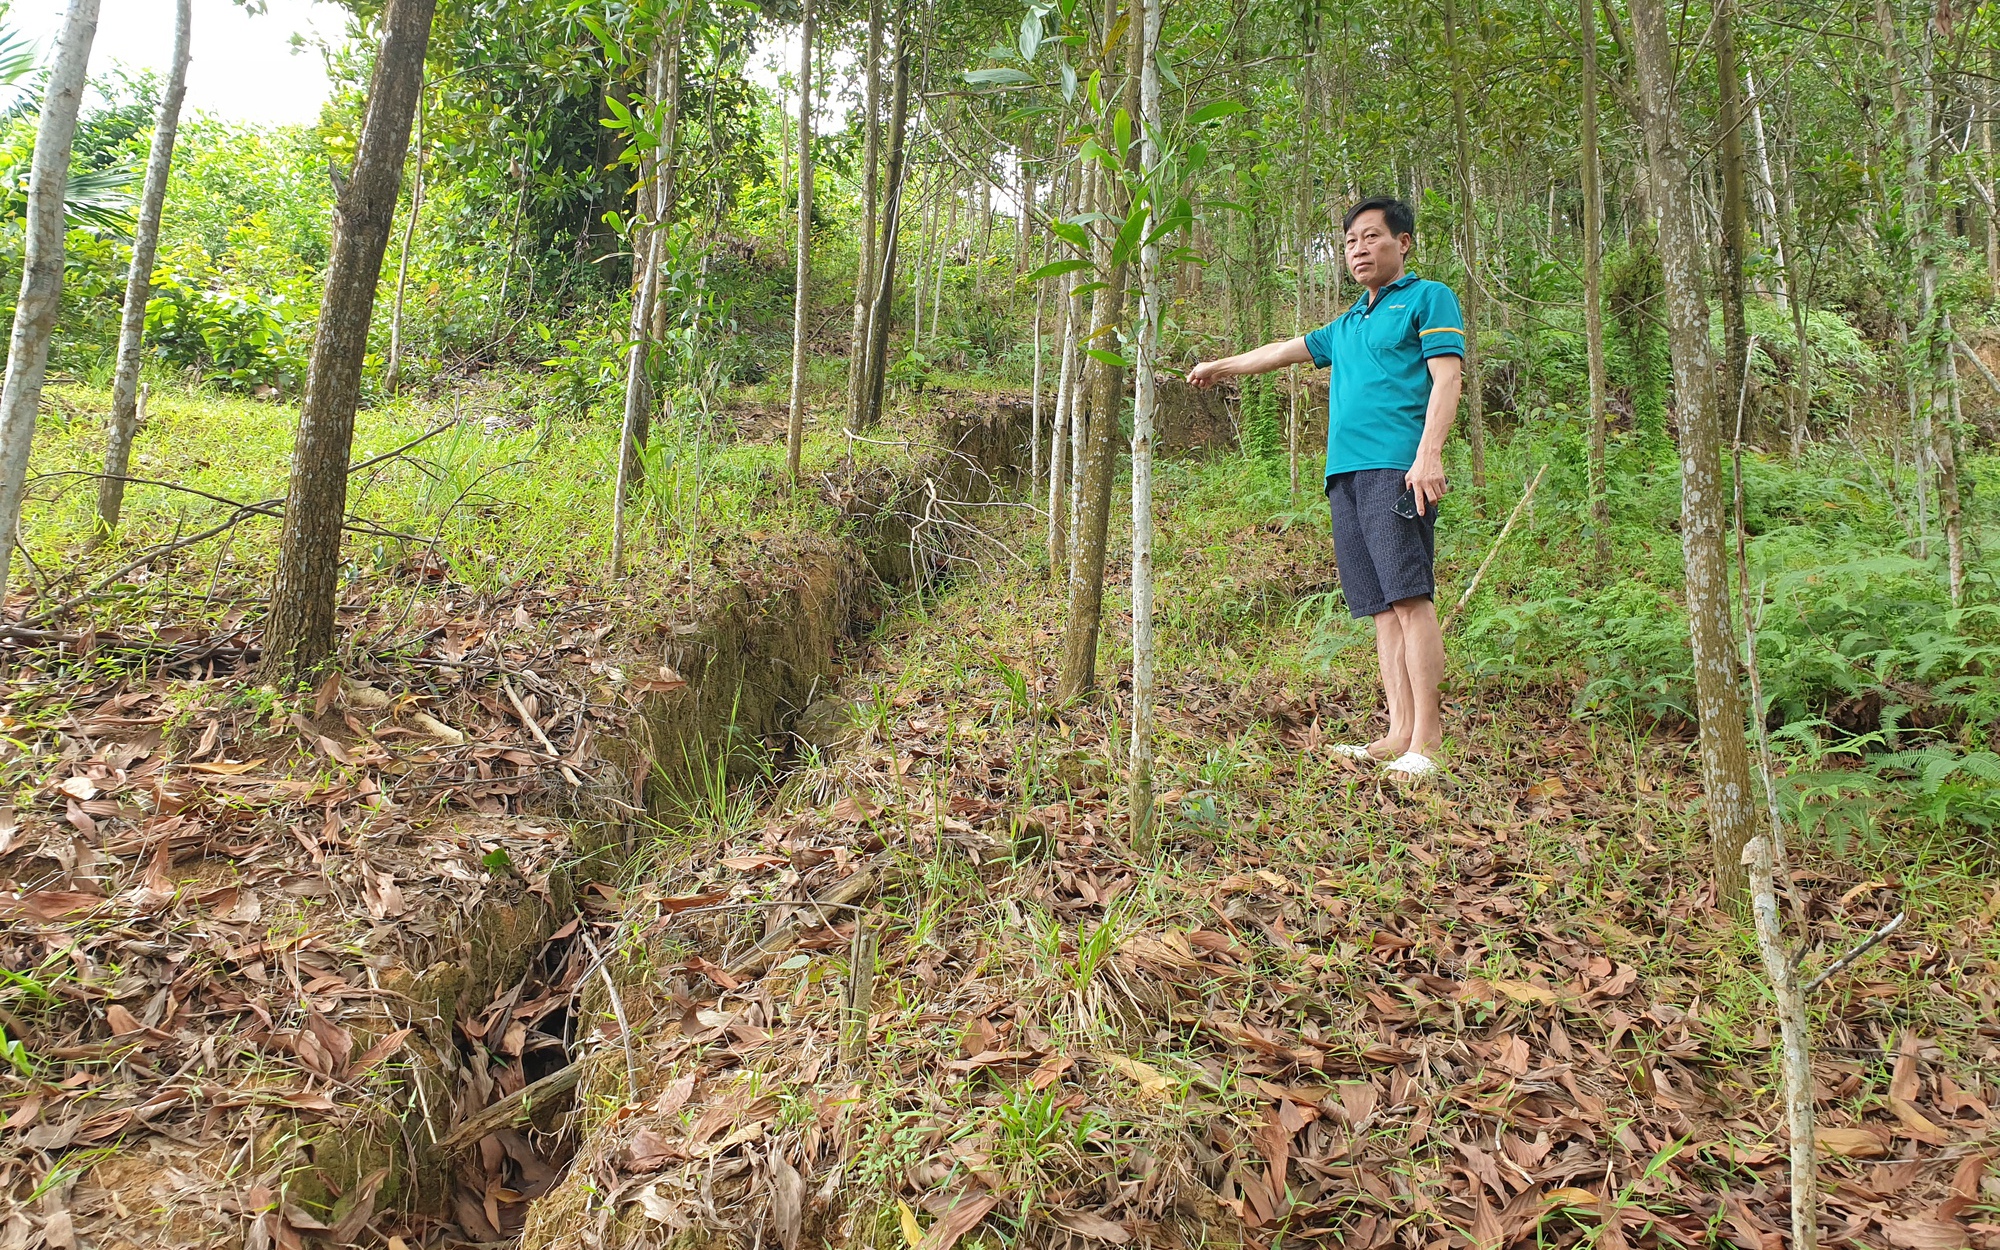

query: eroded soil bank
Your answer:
[0,397,1030,1249]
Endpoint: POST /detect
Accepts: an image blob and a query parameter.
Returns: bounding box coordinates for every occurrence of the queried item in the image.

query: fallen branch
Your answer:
[1956,339,2000,399]
[723,851,895,979]
[437,1061,582,1152]
[1440,464,1547,633]
[1802,911,1905,994]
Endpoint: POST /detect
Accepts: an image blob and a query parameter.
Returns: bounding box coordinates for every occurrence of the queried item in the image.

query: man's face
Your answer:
[1345,210,1412,288]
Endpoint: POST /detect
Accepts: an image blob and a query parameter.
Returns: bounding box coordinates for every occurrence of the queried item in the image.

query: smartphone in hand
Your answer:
[1393,486,1419,519]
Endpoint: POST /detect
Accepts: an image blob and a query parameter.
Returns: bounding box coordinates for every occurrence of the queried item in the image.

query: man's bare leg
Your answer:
[1370,608,1414,758]
[1389,595,1445,757]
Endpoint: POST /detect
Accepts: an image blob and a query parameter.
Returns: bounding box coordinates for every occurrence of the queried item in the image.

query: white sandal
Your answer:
[1328,743,1380,761]
[1383,751,1440,778]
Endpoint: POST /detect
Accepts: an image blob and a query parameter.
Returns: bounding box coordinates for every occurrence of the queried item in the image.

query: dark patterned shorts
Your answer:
[1326,468,1438,619]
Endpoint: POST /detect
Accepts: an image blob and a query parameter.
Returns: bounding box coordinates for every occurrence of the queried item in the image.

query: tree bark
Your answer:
[1056,0,1140,704]
[96,0,188,536]
[648,12,687,346]
[610,38,671,576]
[384,77,425,396]
[1715,2,1751,419]
[0,0,98,608]
[1627,0,1756,903]
[860,26,911,431]
[785,0,816,483]
[261,0,435,680]
[1130,0,1162,852]
[1444,0,1487,503]
[845,0,885,428]
[1581,0,1611,568]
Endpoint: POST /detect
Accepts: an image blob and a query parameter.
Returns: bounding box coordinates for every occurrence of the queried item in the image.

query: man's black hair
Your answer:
[1343,196,1416,238]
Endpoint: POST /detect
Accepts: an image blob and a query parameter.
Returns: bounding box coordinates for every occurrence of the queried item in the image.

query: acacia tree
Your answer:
[1579,0,1610,567]
[262,0,437,680]
[784,0,816,481]
[96,0,189,535]
[1055,0,1141,703]
[1129,0,1163,851]
[0,0,98,609]
[1623,0,1756,901]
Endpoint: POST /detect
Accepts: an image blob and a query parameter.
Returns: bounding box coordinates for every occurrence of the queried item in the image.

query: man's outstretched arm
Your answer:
[1187,336,1313,388]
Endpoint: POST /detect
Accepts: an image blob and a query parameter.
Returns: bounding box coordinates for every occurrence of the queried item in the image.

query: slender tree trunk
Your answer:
[493,155,528,340]
[1715,2,1751,419]
[1581,0,1611,568]
[861,28,911,430]
[1874,0,1957,596]
[1627,0,1757,904]
[649,14,686,346]
[846,0,885,428]
[1130,0,1162,852]
[261,0,435,680]
[611,38,670,572]
[1935,315,1965,604]
[785,0,816,483]
[96,0,188,536]
[0,0,98,608]
[1056,0,1140,703]
[1987,48,1998,292]
[1444,0,1487,503]
[1030,277,1045,491]
[1066,165,1093,587]
[384,78,426,396]
[1048,158,1078,570]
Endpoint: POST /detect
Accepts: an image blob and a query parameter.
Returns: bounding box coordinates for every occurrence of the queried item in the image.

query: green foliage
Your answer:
[142,269,306,391]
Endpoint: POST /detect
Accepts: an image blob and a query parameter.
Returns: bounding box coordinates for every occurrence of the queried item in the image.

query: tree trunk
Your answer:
[1715,2,1751,419]
[860,27,911,431]
[1581,0,1611,568]
[1627,0,1756,904]
[261,0,436,680]
[845,0,885,428]
[1130,0,1162,853]
[1067,164,1094,587]
[610,38,670,573]
[0,0,98,608]
[384,77,426,396]
[1048,158,1078,571]
[785,0,816,483]
[649,12,687,346]
[1030,276,1045,491]
[1873,0,1958,600]
[96,0,189,536]
[1056,0,1140,704]
[1444,0,1487,503]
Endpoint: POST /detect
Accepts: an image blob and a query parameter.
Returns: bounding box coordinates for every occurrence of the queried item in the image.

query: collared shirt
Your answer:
[1302,271,1466,479]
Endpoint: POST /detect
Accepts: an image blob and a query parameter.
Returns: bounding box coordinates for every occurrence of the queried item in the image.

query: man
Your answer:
[1189,197,1464,778]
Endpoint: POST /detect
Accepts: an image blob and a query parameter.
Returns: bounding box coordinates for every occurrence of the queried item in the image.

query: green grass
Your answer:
[14,367,947,637]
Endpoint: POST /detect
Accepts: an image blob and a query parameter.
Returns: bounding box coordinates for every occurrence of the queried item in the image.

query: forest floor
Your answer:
[517,457,2000,1248]
[0,379,1997,1250]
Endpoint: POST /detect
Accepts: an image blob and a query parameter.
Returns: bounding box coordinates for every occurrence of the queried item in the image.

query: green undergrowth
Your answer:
[14,369,954,638]
[1228,418,2000,853]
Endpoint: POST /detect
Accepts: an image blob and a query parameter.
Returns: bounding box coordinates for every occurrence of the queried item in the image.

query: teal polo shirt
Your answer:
[1302,271,1466,479]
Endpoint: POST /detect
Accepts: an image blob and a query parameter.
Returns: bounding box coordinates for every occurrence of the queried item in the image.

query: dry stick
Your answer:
[1439,464,1547,634]
[841,917,878,1071]
[1956,338,2000,398]
[499,672,582,786]
[576,924,640,1105]
[1733,338,1819,1250]
[437,1061,582,1151]
[1802,911,1905,993]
